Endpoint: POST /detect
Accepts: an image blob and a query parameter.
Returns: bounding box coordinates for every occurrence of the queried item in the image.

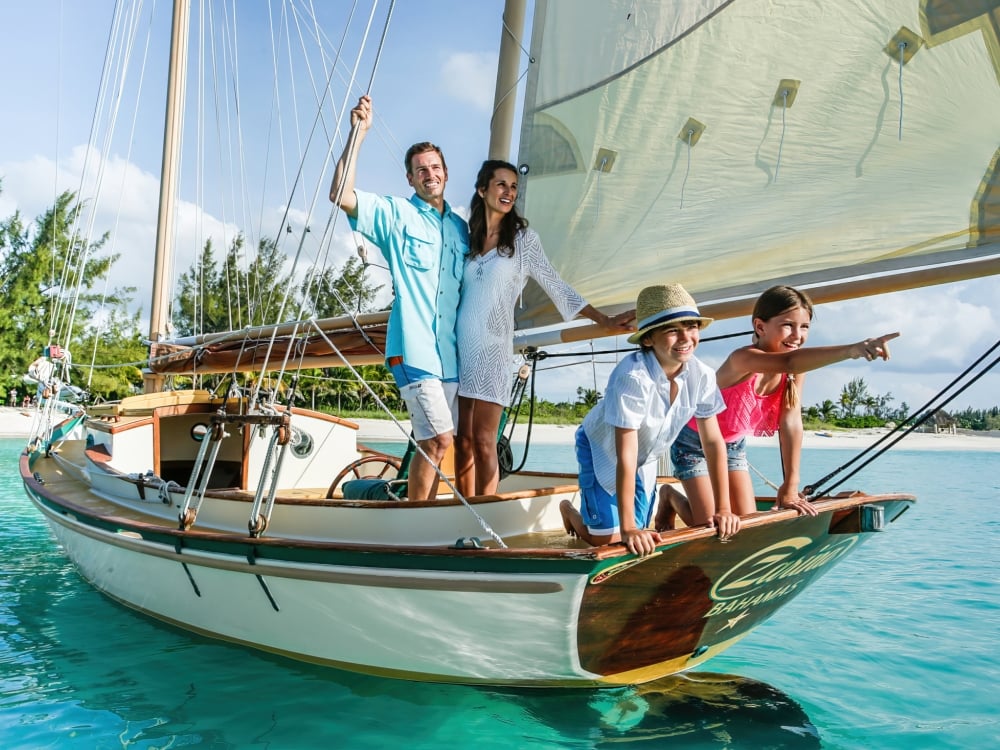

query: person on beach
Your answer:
[657,285,900,530]
[454,160,634,497]
[330,95,467,501]
[560,283,739,557]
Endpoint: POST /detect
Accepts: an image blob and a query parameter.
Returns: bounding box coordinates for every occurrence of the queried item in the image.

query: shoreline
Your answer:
[3,407,997,452]
[348,416,1000,453]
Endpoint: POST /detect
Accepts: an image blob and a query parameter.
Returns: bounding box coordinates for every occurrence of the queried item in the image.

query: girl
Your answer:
[660,285,899,529]
[455,160,633,497]
[560,283,740,557]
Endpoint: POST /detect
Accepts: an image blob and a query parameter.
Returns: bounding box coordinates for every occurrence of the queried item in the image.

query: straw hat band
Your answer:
[626,282,713,344]
[636,306,702,331]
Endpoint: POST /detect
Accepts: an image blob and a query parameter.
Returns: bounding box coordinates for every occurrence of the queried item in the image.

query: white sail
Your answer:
[515,0,1000,329]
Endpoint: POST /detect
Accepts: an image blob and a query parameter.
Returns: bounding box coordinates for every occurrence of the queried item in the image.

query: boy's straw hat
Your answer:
[627,283,713,344]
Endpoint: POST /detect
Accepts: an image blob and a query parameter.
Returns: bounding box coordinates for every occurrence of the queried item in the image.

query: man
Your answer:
[330,95,468,501]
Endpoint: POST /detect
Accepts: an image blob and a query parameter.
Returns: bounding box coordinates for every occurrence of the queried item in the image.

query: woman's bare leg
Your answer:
[470,400,504,495]
[454,396,476,497]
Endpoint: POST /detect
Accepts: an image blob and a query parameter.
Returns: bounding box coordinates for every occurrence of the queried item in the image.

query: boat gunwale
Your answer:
[20,448,916,563]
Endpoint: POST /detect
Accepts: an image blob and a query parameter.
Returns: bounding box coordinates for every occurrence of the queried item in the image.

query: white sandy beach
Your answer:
[3,407,997,452]
[346,416,1000,453]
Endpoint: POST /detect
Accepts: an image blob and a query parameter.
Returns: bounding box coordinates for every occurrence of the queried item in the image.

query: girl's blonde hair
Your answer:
[752,286,814,410]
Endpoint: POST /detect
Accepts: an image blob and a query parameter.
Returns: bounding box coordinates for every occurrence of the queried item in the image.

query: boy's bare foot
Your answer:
[655,505,676,532]
[655,485,683,531]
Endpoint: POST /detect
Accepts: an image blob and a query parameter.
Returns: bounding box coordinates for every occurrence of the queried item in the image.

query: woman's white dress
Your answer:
[456,228,586,406]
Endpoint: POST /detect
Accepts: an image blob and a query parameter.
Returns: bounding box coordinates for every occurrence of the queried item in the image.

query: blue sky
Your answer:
[1,1,998,413]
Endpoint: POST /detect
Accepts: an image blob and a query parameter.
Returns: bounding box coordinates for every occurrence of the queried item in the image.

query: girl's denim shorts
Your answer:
[669,424,748,480]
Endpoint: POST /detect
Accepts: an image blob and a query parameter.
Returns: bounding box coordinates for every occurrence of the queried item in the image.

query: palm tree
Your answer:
[818,399,838,422]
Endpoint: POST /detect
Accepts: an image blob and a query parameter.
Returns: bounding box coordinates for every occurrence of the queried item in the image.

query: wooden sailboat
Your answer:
[20,0,1000,686]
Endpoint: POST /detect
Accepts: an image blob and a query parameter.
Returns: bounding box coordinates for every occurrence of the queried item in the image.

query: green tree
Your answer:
[74,307,148,400]
[0,190,137,398]
[302,256,384,318]
[817,399,838,422]
[838,377,870,419]
[174,235,299,337]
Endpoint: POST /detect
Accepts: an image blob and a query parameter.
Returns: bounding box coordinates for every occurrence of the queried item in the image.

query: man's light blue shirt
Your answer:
[351,189,468,379]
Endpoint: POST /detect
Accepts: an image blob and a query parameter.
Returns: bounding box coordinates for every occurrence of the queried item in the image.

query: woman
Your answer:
[454,160,634,496]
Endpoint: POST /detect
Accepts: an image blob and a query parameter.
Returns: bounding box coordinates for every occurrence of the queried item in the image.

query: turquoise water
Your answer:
[2,437,998,748]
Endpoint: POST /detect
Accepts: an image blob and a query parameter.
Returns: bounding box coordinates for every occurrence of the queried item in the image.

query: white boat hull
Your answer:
[36,498,595,684]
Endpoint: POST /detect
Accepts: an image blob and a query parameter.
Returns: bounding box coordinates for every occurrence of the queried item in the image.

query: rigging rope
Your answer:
[247,0,395,409]
[805,339,1000,499]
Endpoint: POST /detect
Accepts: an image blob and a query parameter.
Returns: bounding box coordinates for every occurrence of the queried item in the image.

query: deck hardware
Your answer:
[861,504,885,532]
[451,537,486,549]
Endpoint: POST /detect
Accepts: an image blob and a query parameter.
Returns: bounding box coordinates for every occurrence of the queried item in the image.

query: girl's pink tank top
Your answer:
[688,372,787,441]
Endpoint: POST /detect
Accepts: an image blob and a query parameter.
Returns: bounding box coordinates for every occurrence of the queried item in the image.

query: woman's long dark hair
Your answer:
[468,160,528,258]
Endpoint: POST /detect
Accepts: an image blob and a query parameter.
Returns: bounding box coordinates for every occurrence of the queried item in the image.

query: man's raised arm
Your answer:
[330,95,373,218]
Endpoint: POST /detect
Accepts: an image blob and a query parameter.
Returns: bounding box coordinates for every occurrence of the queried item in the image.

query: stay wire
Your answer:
[805,339,1000,499]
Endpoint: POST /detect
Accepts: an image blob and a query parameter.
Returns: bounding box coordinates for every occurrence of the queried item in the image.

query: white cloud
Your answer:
[440,52,497,112]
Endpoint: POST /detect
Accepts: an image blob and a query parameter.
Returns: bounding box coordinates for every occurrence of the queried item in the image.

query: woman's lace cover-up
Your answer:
[457,228,586,405]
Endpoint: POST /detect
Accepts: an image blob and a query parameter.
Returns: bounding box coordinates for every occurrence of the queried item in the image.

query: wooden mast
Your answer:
[488,0,527,161]
[144,0,190,394]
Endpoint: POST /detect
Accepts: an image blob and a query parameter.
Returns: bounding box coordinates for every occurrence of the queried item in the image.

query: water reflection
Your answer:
[485,672,819,748]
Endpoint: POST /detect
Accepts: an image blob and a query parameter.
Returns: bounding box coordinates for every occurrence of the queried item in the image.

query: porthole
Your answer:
[289,427,313,458]
[191,423,209,442]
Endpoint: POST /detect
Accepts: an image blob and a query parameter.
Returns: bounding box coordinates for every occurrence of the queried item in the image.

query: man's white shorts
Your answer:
[398,378,459,441]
